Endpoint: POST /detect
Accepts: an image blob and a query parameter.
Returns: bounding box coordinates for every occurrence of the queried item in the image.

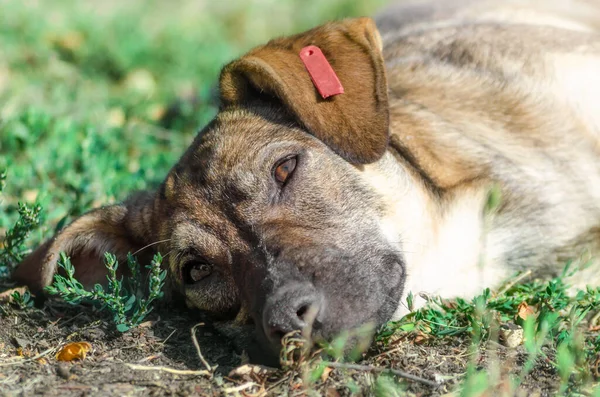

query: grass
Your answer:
[1,0,600,395]
[45,252,166,332]
[377,265,600,395]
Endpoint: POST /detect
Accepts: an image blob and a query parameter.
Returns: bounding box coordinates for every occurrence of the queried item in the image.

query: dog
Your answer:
[13,0,600,362]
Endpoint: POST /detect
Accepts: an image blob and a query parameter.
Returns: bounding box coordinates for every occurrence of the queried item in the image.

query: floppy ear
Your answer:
[220,17,389,164]
[12,191,160,295]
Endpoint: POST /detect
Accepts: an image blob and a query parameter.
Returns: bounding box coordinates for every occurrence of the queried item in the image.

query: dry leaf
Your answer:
[138,320,155,328]
[55,342,92,362]
[413,331,431,345]
[321,366,333,382]
[516,302,536,323]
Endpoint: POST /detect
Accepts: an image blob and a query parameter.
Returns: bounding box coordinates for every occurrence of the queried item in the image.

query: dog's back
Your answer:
[368,0,600,308]
[376,0,600,34]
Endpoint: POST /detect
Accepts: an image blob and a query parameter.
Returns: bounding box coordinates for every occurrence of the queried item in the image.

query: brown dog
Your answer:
[13,0,600,361]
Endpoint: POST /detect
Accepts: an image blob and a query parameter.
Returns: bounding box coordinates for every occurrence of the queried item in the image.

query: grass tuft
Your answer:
[45,251,167,332]
[378,265,600,394]
[0,170,43,279]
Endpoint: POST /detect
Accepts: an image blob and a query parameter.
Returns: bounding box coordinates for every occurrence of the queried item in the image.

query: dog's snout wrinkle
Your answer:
[262,282,324,343]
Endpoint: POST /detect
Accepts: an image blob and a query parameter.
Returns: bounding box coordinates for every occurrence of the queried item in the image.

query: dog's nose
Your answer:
[262,283,323,343]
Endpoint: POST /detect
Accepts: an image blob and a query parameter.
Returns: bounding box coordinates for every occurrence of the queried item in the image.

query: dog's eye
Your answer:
[183,261,212,284]
[274,156,297,184]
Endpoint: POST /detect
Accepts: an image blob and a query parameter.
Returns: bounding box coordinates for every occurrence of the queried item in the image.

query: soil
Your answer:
[0,282,568,396]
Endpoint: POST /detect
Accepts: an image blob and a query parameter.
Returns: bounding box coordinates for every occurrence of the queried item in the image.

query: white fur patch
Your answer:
[361,154,511,319]
[549,53,600,142]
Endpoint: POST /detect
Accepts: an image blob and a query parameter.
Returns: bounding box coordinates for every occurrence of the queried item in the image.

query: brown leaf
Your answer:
[517,302,536,322]
[55,342,92,362]
[413,331,431,345]
[138,320,155,328]
[321,366,333,382]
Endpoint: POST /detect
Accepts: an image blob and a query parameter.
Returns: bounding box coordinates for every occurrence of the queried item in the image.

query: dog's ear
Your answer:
[220,17,389,164]
[12,192,159,295]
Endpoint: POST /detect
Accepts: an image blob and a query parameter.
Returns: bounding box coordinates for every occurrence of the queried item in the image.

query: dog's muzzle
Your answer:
[262,281,324,345]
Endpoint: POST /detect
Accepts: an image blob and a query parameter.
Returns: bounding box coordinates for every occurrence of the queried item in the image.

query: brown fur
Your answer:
[220,17,389,164]
[13,0,600,361]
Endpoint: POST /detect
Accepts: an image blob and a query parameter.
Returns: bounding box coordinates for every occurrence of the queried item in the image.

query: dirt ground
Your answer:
[0,281,566,396]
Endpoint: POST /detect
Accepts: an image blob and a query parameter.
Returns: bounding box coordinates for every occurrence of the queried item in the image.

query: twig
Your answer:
[265,376,288,391]
[161,329,177,345]
[223,382,262,394]
[498,270,532,295]
[191,323,214,373]
[322,361,440,388]
[137,353,162,363]
[124,363,210,376]
[0,347,55,367]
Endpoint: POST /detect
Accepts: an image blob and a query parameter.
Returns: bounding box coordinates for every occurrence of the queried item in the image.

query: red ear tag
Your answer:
[299,45,344,99]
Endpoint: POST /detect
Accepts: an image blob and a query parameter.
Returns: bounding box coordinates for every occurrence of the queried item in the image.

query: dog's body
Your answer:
[373,0,600,315]
[13,0,600,359]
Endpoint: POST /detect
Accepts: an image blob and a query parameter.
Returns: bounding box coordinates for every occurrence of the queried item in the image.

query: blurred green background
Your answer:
[0,0,385,254]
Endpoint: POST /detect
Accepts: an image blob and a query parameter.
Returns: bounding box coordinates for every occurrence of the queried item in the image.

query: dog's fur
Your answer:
[13,0,600,360]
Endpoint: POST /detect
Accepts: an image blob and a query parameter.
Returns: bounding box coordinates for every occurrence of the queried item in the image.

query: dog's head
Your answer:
[14,18,405,360]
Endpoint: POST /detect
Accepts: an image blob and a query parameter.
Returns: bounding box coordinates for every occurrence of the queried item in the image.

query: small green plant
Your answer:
[1,202,43,265]
[0,170,43,279]
[45,251,167,332]
[379,265,600,393]
[10,289,34,309]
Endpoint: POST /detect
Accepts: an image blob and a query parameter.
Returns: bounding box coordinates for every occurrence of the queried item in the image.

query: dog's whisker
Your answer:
[133,239,172,256]
[161,249,176,259]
